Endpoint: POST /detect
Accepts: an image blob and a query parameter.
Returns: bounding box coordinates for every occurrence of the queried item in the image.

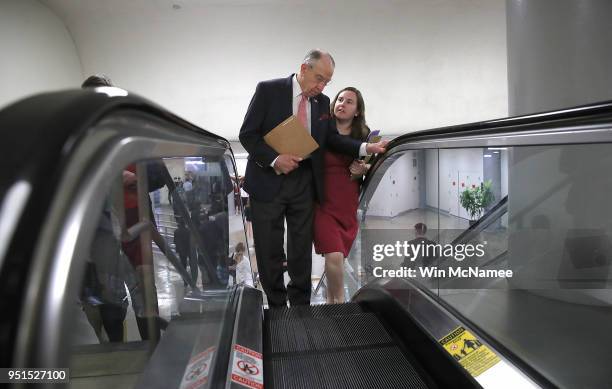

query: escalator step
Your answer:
[264,303,432,388]
[268,312,392,353]
[266,302,364,321]
[269,346,428,389]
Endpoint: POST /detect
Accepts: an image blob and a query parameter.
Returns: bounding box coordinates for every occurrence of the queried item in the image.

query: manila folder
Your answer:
[263,115,319,158]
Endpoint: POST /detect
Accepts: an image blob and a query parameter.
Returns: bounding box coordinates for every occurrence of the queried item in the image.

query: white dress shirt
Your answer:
[235,256,254,287]
[292,75,312,134]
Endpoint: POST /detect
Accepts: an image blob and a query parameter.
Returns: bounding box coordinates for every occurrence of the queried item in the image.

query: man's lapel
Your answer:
[282,75,293,118]
[310,96,321,141]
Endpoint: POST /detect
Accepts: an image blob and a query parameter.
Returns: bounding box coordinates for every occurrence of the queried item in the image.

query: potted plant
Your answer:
[459,180,494,224]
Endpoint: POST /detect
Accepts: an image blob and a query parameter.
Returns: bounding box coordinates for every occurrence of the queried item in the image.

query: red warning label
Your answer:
[179,346,215,389]
[231,344,263,389]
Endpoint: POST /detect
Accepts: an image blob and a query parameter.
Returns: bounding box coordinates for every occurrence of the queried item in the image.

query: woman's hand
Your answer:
[349,160,369,176]
[123,170,137,189]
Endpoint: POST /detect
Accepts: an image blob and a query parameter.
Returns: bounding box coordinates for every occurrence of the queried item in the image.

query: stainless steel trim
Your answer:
[391,124,612,152]
[0,180,31,273]
[14,112,227,369]
[361,125,612,206]
[224,288,244,389]
[396,281,541,388]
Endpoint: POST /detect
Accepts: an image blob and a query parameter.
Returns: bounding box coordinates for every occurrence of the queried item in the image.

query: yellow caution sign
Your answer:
[439,326,500,377]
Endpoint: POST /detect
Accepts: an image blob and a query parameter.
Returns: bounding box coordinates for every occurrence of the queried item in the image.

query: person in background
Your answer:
[402,223,438,267]
[82,74,113,88]
[313,87,370,304]
[183,176,193,192]
[228,242,254,287]
[244,198,253,245]
[198,210,227,285]
[174,217,196,288]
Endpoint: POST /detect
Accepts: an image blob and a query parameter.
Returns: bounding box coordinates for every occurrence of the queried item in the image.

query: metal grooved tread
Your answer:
[265,303,430,389]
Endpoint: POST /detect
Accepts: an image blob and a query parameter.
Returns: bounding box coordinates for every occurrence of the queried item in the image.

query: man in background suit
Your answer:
[239,49,387,307]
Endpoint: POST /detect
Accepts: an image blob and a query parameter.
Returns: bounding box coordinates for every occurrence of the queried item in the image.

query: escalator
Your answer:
[130,281,480,389]
[159,285,481,389]
[2,90,612,388]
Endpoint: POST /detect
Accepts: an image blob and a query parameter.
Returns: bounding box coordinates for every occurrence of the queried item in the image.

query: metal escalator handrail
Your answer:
[390,99,612,150]
[362,99,612,190]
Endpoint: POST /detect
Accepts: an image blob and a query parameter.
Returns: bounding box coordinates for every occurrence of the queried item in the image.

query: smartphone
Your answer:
[367,130,380,142]
[359,130,382,163]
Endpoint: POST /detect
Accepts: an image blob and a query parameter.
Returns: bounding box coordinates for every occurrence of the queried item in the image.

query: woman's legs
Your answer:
[324,252,345,304]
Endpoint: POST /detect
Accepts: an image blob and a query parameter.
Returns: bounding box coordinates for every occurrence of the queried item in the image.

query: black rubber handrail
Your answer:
[362,99,612,189]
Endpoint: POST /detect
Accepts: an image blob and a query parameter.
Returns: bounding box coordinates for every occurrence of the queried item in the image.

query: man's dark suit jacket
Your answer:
[239,75,361,203]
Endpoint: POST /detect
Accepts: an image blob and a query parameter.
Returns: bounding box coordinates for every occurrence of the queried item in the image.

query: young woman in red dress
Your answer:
[313,87,370,303]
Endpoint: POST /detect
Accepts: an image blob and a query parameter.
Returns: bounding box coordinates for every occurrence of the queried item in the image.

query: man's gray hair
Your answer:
[303,49,335,68]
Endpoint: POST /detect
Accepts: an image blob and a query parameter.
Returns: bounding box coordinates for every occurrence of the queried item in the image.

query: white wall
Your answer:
[369,148,485,219]
[0,0,82,109]
[40,0,508,140]
[367,152,419,217]
[425,149,439,208]
[425,148,484,216]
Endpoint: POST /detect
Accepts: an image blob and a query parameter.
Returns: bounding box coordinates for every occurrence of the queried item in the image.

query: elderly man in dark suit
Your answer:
[239,49,386,307]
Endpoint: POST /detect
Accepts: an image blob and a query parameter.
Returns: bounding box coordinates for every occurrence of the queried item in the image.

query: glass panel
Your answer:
[432,147,509,290]
[224,153,255,288]
[351,149,440,294]
[68,152,249,387]
[435,144,612,389]
[357,143,612,387]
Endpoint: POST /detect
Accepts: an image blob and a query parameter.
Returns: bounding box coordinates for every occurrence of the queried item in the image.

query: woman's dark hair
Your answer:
[81,74,113,88]
[330,86,370,141]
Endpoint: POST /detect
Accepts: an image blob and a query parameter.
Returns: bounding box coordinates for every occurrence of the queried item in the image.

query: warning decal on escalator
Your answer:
[231,344,263,389]
[439,326,500,377]
[180,346,215,389]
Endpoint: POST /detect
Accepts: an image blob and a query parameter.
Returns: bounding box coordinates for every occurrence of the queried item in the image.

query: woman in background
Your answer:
[228,242,254,287]
[313,87,370,303]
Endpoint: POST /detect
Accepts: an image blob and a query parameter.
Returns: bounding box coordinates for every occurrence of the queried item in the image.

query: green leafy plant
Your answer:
[459,180,495,221]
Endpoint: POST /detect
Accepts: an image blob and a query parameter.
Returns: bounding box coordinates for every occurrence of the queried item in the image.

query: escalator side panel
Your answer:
[227,286,264,389]
[354,286,482,389]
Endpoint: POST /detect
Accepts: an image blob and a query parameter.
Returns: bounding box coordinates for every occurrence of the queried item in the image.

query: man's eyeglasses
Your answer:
[314,74,332,86]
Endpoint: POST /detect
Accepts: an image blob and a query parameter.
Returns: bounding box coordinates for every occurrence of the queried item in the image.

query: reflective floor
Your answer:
[148,204,492,320]
[148,205,505,321]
